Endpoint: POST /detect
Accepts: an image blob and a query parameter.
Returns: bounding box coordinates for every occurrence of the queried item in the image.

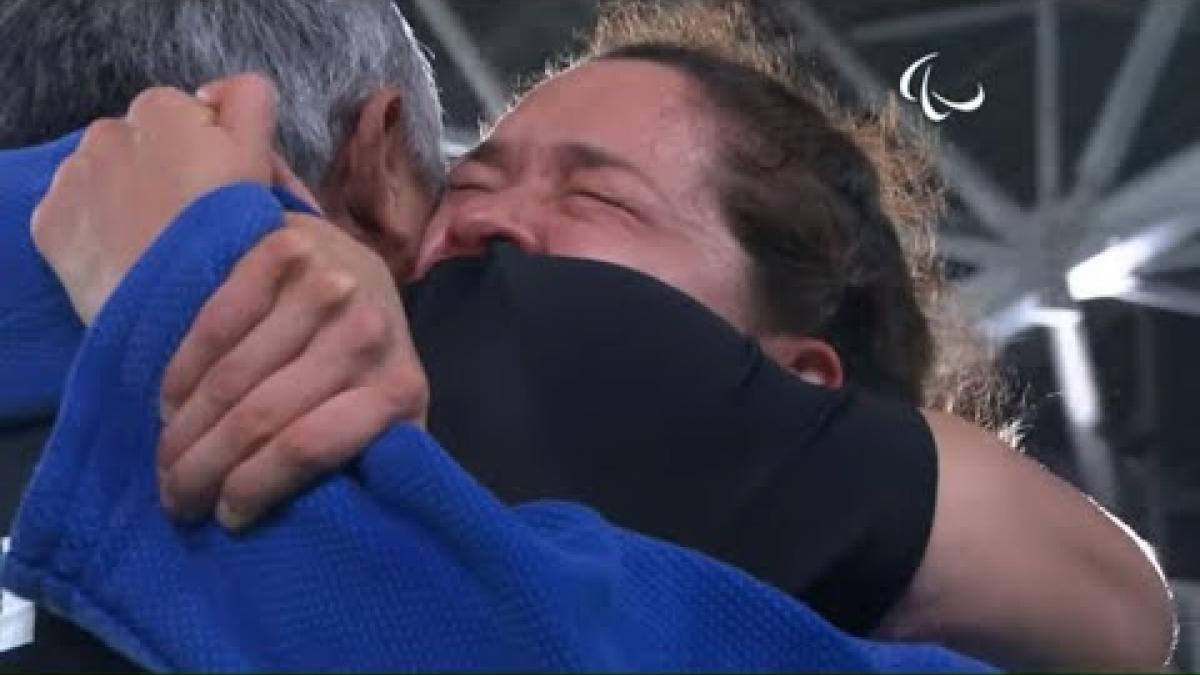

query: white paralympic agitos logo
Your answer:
[899,52,985,123]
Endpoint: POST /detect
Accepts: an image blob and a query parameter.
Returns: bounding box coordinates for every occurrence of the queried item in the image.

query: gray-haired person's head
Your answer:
[0,0,444,190]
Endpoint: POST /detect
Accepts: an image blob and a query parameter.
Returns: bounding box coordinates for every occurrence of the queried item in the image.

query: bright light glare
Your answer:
[1066,259,1137,301]
[1040,308,1101,429]
[1067,217,1189,301]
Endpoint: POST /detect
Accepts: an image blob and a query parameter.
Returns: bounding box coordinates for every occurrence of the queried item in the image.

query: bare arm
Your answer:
[876,410,1175,671]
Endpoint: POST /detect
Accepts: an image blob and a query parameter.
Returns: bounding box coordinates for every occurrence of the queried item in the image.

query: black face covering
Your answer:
[402,243,937,636]
[4,245,935,673]
[405,242,836,538]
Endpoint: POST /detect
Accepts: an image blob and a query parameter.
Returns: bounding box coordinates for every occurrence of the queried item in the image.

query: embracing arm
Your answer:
[877,410,1175,671]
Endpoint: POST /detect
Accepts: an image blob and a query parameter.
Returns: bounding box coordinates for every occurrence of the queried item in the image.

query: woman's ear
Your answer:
[759,335,845,388]
[319,87,435,278]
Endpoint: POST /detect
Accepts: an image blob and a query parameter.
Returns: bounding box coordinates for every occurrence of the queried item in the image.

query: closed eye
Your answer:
[446,182,491,193]
[445,160,500,194]
[573,190,636,216]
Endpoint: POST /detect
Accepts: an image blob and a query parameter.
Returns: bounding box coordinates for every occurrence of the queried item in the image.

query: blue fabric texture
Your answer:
[0,132,86,423]
[0,134,996,672]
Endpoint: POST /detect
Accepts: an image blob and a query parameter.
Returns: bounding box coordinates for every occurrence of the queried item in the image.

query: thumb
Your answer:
[197,73,279,163]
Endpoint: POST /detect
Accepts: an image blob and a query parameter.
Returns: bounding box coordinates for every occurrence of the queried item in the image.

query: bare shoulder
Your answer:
[919,409,1017,460]
[879,409,1175,670]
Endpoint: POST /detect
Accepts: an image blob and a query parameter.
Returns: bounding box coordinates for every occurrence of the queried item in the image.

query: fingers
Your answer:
[126,86,212,135]
[214,386,399,530]
[161,293,396,521]
[160,229,315,419]
[158,255,356,473]
[156,207,424,530]
[196,73,279,160]
[124,77,279,178]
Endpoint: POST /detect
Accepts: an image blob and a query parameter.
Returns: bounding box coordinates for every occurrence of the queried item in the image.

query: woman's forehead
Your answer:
[486,60,714,167]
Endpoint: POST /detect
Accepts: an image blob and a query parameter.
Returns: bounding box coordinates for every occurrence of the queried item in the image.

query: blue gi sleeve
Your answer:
[0,132,86,423]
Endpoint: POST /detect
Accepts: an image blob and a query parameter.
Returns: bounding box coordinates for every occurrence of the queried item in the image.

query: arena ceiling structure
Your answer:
[397,1,1200,663]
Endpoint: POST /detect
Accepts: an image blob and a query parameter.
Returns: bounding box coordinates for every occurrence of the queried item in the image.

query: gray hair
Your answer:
[0,0,444,189]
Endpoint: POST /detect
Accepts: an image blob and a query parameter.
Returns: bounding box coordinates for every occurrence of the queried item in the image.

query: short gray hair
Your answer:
[0,0,444,189]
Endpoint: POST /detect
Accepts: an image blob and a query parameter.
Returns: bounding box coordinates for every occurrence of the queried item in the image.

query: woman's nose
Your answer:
[443,206,540,256]
[412,194,542,279]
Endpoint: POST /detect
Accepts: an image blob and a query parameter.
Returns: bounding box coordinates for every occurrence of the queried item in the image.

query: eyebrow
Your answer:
[458,139,509,170]
[459,140,659,193]
[556,142,647,181]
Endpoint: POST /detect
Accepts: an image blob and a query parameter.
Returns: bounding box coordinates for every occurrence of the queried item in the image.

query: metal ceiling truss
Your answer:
[412,0,509,122]
[786,0,1196,513]
[789,0,1198,327]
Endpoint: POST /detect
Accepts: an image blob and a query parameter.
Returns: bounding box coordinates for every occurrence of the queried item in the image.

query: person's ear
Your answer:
[319,87,435,278]
[759,335,845,388]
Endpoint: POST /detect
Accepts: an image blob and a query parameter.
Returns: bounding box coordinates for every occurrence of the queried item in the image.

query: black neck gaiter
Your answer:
[403,241,848,578]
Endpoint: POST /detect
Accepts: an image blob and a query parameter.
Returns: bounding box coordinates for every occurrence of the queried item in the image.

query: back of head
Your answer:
[582,0,1012,434]
[0,0,444,189]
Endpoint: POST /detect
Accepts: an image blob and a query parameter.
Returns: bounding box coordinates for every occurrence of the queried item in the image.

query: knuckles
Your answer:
[276,429,334,475]
[191,311,243,359]
[79,117,129,153]
[376,361,430,420]
[307,267,359,311]
[128,86,191,121]
[199,360,252,411]
[170,217,430,509]
[342,299,391,356]
[263,228,317,268]
[226,398,280,448]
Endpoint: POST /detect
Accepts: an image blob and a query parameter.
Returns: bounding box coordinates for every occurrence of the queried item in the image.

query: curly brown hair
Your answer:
[841,98,1016,438]
[548,0,1014,434]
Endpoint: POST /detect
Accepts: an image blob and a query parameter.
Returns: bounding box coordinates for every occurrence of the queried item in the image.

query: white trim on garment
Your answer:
[0,537,36,653]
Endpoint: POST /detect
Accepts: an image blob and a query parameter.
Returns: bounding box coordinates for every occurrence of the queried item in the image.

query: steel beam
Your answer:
[1072,142,1200,263]
[1068,215,1200,300]
[960,266,1032,320]
[1121,281,1200,318]
[981,293,1041,343]
[441,126,481,161]
[1139,241,1200,277]
[1037,308,1123,510]
[411,0,509,120]
[939,232,1016,267]
[1070,0,1191,202]
[1035,0,1062,205]
[850,1,1035,45]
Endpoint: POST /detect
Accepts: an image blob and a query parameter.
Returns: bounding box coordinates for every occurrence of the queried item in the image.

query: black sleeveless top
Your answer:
[1,245,936,671]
